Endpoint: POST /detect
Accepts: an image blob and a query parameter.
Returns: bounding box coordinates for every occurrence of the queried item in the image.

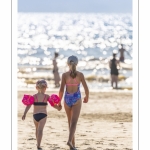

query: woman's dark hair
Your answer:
[70,61,77,78]
[113,53,116,57]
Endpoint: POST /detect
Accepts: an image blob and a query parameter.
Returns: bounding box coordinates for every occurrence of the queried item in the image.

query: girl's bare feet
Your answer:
[72,142,75,148]
[67,141,74,149]
[36,144,42,150]
[70,148,77,150]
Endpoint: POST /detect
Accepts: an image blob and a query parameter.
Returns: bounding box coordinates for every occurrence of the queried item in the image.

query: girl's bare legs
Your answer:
[64,103,75,147]
[33,119,38,144]
[64,100,82,148]
[36,117,47,148]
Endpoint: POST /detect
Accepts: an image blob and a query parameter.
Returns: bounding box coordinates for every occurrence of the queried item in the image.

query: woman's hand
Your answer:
[22,114,26,120]
[83,96,88,103]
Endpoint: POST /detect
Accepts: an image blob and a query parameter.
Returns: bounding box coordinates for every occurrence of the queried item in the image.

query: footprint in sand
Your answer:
[81,142,90,146]
[109,143,117,147]
[21,142,25,144]
[96,147,103,150]
[48,126,53,129]
[85,147,96,150]
[81,134,86,136]
[95,141,103,144]
[45,143,51,146]
[27,138,36,140]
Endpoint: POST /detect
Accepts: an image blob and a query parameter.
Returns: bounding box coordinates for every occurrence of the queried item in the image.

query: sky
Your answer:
[18,0,132,13]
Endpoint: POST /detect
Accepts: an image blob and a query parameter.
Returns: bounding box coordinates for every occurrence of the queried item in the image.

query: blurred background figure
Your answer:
[109,53,120,89]
[118,44,132,62]
[17,13,132,91]
[53,52,60,88]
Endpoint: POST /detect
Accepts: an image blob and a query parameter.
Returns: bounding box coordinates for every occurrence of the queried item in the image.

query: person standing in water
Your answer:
[118,44,131,62]
[52,52,61,88]
[109,53,120,89]
[58,55,89,150]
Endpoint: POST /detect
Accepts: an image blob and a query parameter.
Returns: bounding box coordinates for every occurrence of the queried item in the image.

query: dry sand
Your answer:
[18,90,132,150]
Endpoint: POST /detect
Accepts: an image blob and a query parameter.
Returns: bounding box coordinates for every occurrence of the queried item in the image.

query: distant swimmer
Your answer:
[52,52,61,88]
[109,53,120,89]
[118,44,132,62]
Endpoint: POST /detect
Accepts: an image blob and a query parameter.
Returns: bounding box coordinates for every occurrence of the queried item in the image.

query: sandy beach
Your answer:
[18,90,132,150]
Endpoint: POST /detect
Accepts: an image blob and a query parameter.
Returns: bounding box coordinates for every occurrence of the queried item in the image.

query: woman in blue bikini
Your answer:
[58,55,89,150]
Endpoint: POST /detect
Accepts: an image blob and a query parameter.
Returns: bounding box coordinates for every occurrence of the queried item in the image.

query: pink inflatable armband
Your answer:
[22,94,34,105]
[48,94,60,106]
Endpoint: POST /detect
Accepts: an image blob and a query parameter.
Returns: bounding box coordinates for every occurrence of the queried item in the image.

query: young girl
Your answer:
[22,79,61,150]
[58,55,89,150]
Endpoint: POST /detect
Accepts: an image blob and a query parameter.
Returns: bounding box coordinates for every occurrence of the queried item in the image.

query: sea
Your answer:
[17,13,132,92]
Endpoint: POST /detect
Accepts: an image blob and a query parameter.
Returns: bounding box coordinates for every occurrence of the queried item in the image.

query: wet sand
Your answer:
[18,90,132,150]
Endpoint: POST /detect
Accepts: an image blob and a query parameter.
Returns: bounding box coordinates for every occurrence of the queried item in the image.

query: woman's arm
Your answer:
[80,73,89,103]
[22,105,32,120]
[58,73,66,105]
[125,50,132,58]
[109,60,112,68]
[116,60,121,69]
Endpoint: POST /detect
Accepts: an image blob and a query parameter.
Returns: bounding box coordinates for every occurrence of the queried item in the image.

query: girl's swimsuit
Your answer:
[33,95,48,122]
[33,113,47,122]
[64,77,81,107]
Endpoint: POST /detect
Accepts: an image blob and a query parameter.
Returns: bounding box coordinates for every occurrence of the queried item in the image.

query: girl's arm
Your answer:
[22,105,32,120]
[58,73,66,106]
[53,105,62,111]
[80,73,89,103]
